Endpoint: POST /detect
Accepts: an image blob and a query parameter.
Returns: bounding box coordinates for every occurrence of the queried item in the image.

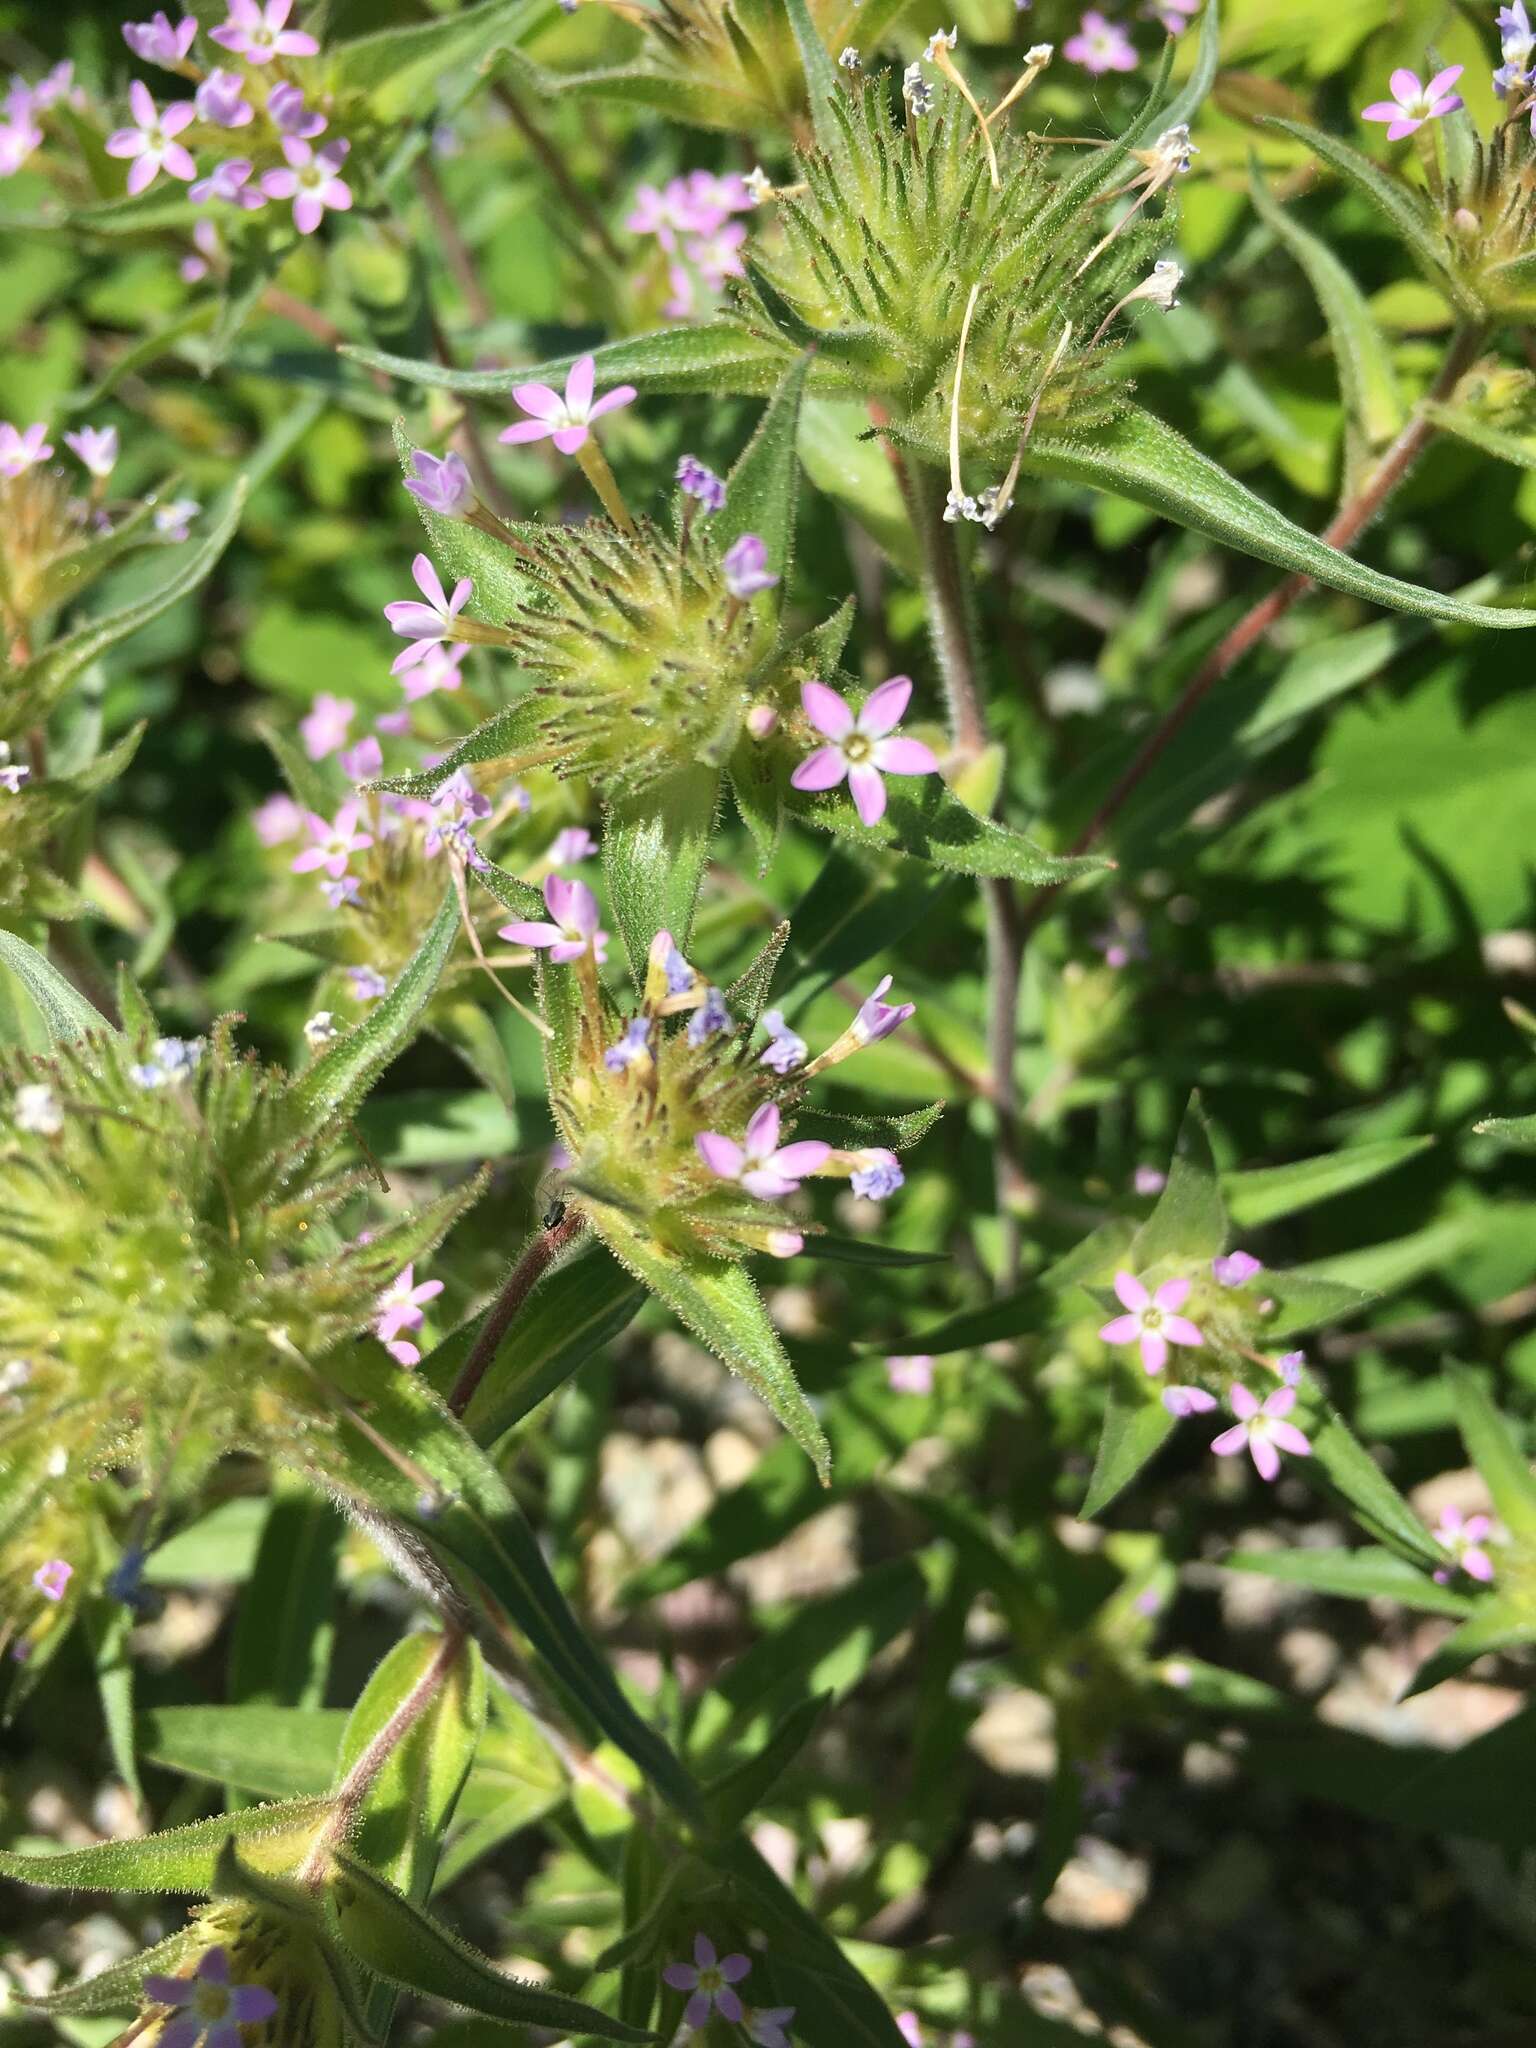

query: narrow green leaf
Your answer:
[1223,1546,1471,1616]
[1250,164,1404,453]
[603,762,722,979]
[335,1633,487,1903]
[342,325,791,399]
[786,776,1110,883]
[1260,1266,1376,1339]
[1158,0,1221,131]
[702,1693,830,1836]
[1023,405,1536,627]
[718,351,813,586]
[1223,1137,1432,1230]
[1401,1601,1535,1698]
[1132,1092,1228,1268]
[0,1798,333,1893]
[585,1203,831,1479]
[1308,1406,1440,1565]
[138,1706,345,1799]
[725,918,792,1025]
[1422,401,1536,472]
[0,930,114,1049]
[1081,1390,1177,1518]
[85,1599,143,1808]
[330,1851,656,2041]
[18,1931,202,2018]
[375,699,549,811]
[707,1561,925,1731]
[291,886,459,1132]
[790,1235,947,1269]
[231,1479,341,1715]
[1475,1109,1536,1152]
[1449,1365,1536,1543]
[326,0,550,118]
[1268,119,1477,316]
[783,0,845,159]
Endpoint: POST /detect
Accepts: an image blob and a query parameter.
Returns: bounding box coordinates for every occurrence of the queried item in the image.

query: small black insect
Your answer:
[542,1196,567,1231]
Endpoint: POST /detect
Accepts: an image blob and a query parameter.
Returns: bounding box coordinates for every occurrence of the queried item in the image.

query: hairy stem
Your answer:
[415,156,495,325]
[448,1209,588,1418]
[1017,322,1486,940]
[492,81,626,268]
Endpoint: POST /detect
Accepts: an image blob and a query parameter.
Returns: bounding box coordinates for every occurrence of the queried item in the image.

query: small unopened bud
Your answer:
[1452,206,1480,237]
[839,45,861,70]
[1025,43,1053,66]
[745,165,773,204]
[746,702,779,740]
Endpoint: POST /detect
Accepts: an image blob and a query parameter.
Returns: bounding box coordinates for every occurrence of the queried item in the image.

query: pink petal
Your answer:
[551,424,590,454]
[1463,1515,1491,1542]
[1464,1548,1495,1582]
[512,381,564,421]
[719,1954,752,1983]
[142,1977,196,2006]
[1262,1386,1297,1419]
[742,1167,798,1199]
[196,1952,231,1986]
[662,1965,698,1992]
[771,1140,832,1176]
[277,27,318,53]
[848,761,887,826]
[1425,65,1462,100]
[872,736,939,776]
[498,920,562,948]
[565,353,596,415]
[499,418,555,445]
[279,134,311,169]
[1153,1275,1191,1312]
[229,1987,279,2022]
[1113,1270,1150,1312]
[1138,1330,1168,1375]
[411,553,448,611]
[1385,116,1422,139]
[696,1132,746,1177]
[745,1102,781,1154]
[293,192,323,233]
[106,128,146,157]
[159,2022,200,2048]
[588,384,637,420]
[1161,1316,1203,1349]
[383,601,445,637]
[129,78,156,126]
[684,1992,712,2030]
[717,1989,746,2024]
[858,674,913,736]
[1388,68,1423,103]
[801,681,855,741]
[1360,103,1398,124]
[161,142,197,180]
[1098,1314,1142,1344]
[791,745,849,793]
[321,178,352,211]
[127,156,158,194]
[1267,1421,1311,1458]
[1228,1382,1260,1421]
[261,167,298,199]
[161,102,196,136]
[1249,1435,1281,1482]
[1429,92,1463,116]
[693,1936,718,1970]
[549,939,590,963]
[447,577,471,617]
[544,873,575,922]
[1210,1424,1248,1458]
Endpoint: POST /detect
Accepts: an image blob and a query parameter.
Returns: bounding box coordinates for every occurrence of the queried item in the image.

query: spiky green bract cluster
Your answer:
[1442,122,1536,316]
[141,1900,355,2048]
[0,1021,476,1647]
[740,78,1170,466]
[504,516,777,797]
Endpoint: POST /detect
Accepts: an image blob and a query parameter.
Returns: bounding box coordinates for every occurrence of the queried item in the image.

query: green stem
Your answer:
[448,1210,588,1419]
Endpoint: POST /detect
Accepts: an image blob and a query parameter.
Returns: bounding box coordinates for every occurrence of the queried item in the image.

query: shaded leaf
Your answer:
[1450,1365,1536,1544]
[1223,1545,1471,1616]
[786,775,1111,883]
[0,1798,333,1893]
[0,930,114,1049]
[1132,1093,1227,1269]
[1081,1390,1177,1518]
[603,762,722,980]
[1223,1138,1432,1229]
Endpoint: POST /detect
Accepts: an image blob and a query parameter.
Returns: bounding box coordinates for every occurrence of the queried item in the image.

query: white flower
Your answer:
[12,1085,62,1136]
[924,25,958,60]
[303,1010,340,1048]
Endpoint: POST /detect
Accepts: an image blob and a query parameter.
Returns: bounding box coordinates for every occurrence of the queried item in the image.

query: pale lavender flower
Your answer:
[896,2017,924,2048]
[253,791,302,845]
[662,1935,752,2029]
[1433,1505,1496,1583]
[853,975,915,1046]
[685,218,747,289]
[1148,0,1197,31]
[376,1264,444,1346]
[851,1148,904,1200]
[1277,1349,1306,1386]
[209,0,318,61]
[0,113,43,179]
[549,825,595,864]
[697,1103,831,1200]
[625,179,697,248]
[340,735,382,781]
[191,157,262,209]
[261,135,351,234]
[153,496,199,540]
[194,67,253,126]
[143,1946,279,2046]
[291,798,372,880]
[423,769,492,866]
[321,874,361,909]
[64,425,118,479]
[499,874,609,964]
[299,691,353,760]
[662,263,696,321]
[1099,1271,1203,1376]
[122,11,199,66]
[886,1354,934,1395]
[1362,65,1463,140]
[375,708,412,736]
[1063,10,1137,71]
[604,1016,653,1072]
[1162,1384,1217,1417]
[268,79,325,136]
[687,985,732,1044]
[1211,1384,1311,1481]
[660,936,696,996]
[106,80,196,195]
[676,453,726,511]
[385,553,471,673]
[0,761,31,794]
[1212,1249,1262,1287]
[0,421,53,477]
[303,1010,338,1050]
[790,676,939,829]
[400,641,468,701]
[751,2010,797,2048]
[759,1009,806,1074]
[13,1084,63,1135]
[404,448,473,518]
[1133,1164,1166,1196]
[346,965,387,1001]
[722,532,778,598]
[32,1559,72,1602]
[684,167,753,220]
[500,354,637,456]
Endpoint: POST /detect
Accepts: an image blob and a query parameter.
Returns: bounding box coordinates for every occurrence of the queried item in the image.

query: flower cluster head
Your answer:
[625,169,755,318]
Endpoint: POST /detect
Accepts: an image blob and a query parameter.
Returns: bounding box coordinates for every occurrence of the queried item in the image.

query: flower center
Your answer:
[192,1985,232,2022]
[843,734,873,764]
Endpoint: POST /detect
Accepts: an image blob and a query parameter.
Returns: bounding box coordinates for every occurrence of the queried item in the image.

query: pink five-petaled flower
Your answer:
[0,422,52,477]
[662,1934,752,2029]
[384,553,472,673]
[1362,65,1463,141]
[790,678,940,829]
[1099,1271,1203,1376]
[696,1102,831,1199]
[887,1353,935,1395]
[499,354,637,456]
[375,1264,444,1346]
[106,80,196,196]
[299,691,353,760]
[261,135,350,233]
[64,425,118,479]
[1211,1384,1311,1482]
[194,68,254,129]
[1063,10,1138,73]
[291,798,372,881]
[142,1947,279,2048]
[498,874,609,965]
[269,80,326,136]
[33,1560,72,1601]
[1434,1505,1496,1583]
[210,0,318,61]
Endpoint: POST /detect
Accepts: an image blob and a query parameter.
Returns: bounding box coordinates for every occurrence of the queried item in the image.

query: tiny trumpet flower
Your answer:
[1211,1384,1311,1481]
[385,554,472,672]
[123,11,199,66]
[261,136,351,234]
[697,1102,831,1199]
[1064,10,1138,72]
[63,426,118,479]
[676,452,726,511]
[1433,1505,1496,1583]
[663,1935,752,2028]
[790,678,940,828]
[758,1009,807,1074]
[1212,1249,1263,1287]
[500,354,637,455]
[142,1946,280,2047]
[291,799,373,881]
[209,0,319,61]
[1099,1271,1203,1375]
[604,1016,654,1072]
[154,497,200,540]
[1162,1383,1218,1417]
[106,80,196,195]
[404,448,473,518]
[399,641,467,702]
[751,2009,798,2048]
[848,1147,904,1200]
[32,1559,72,1601]
[194,68,254,127]
[189,156,262,206]
[0,421,52,477]
[722,532,778,598]
[1362,65,1464,140]
[499,875,610,964]
[803,975,917,1078]
[268,80,326,136]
